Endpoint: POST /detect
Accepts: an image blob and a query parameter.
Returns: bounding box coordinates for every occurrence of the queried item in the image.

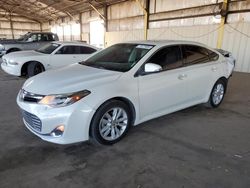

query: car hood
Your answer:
[3,50,44,59]
[22,64,122,95]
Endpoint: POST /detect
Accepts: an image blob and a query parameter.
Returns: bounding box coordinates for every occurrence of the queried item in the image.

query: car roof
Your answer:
[124,40,208,47]
[51,41,98,48]
[29,32,55,34]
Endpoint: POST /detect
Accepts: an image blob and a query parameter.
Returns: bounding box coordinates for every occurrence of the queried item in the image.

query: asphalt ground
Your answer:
[0,67,249,188]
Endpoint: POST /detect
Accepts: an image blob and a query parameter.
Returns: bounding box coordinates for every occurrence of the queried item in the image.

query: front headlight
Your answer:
[0,44,4,50]
[39,90,91,107]
[8,60,18,65]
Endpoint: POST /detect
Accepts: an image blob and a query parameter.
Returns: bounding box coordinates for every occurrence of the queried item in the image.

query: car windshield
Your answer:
[36,43,61,54]
[80,43,154,72]
[17,33,30,41]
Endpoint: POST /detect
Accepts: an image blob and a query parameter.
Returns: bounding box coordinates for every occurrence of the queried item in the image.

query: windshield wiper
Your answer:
[35,50,47,54]
[79,61,85,65]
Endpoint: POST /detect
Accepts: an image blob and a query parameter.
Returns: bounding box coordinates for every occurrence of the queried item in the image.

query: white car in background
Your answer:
[17,40,235,145]
[1,41,98,77]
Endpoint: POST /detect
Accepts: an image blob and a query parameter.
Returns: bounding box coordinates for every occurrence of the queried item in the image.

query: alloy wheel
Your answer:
[212,83,224,105]
[99,107,128,141]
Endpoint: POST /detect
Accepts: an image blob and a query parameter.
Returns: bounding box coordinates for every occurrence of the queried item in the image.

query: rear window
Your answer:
[207,49,219,61]
[216,49,230,57]
[182,45,210,65]
[80,46,97,54]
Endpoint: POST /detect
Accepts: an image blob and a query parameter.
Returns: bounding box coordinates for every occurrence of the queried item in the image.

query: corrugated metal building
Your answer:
[0,0,250,72]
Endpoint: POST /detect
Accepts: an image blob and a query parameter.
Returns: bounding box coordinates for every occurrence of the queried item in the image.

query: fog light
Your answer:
[51,125,64,137]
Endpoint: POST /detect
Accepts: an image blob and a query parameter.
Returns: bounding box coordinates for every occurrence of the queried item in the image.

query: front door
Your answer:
[22,33,40,50]
[50,45,79,69]
[138,45,189,121]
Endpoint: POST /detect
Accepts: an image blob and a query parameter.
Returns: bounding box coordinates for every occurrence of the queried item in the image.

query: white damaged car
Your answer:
[1,41,98,77]
[17,40,235,145]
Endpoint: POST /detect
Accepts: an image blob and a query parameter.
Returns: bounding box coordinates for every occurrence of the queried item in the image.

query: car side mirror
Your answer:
[144,63,162,73]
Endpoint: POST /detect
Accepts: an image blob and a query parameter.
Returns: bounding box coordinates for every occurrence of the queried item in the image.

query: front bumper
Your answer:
[1,62,21,76]
[17,93,96,144]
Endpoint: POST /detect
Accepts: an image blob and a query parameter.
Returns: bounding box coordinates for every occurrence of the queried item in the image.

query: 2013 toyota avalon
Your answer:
[17,40,235,145]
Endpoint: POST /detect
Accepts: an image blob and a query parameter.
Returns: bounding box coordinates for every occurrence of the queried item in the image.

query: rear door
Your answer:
[138,45,190,121]
[181,45,220,104]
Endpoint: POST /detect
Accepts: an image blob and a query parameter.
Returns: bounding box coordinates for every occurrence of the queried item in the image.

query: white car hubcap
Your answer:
[99,107,128,141]
[212,83,224,105]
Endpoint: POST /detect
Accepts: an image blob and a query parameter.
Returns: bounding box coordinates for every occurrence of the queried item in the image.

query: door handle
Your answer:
[178,74,187,80]
[211,66,217,72]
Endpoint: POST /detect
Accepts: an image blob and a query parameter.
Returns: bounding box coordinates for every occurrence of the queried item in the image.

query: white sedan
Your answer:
[1,41,98,77]
[17,40,235,145]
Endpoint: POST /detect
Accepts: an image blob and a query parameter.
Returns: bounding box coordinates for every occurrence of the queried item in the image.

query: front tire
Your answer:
[206,79,227,108]
[27,62,44,77]
[90,100,131,145]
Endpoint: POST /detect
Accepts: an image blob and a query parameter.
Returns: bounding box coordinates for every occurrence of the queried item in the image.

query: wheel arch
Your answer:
[204,76,228,104]
[6,48,21,54]
[88,96,137,143]
[218,76,228,90]
[111,97,136,125]
[21,61,45,76]
[89,96,137,137]
[96,97,136,125]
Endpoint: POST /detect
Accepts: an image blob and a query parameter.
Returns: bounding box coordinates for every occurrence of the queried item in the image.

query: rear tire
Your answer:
[206,79,227,108]
[90,100,131,145]
[27,62,44,77]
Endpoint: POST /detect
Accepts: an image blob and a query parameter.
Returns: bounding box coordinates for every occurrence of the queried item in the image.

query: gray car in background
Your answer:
[0,32,59,57]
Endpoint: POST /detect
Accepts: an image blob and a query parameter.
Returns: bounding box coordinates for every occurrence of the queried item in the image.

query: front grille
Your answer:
[21,110,42,132]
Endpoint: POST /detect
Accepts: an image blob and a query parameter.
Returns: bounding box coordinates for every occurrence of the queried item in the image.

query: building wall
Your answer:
[107,1,144,31]
[223,22,250,72]
[104,0,250,73]
[0,11,41,39]
[105,21,250,73]
[43,0,250,72]
[44,9,105,43]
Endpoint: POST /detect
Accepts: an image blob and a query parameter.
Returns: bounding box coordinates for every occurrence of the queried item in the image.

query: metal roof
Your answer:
[0,0,127,23]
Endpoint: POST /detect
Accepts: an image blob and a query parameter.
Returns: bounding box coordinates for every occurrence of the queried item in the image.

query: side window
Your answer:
[207,49,219,61]
[52,34,58,41]
[47,34,55,41]
[182,45,210,65]
[73,46,81,54]
[80,46,97,54]
[40,34,49,41]
[147,46,183,71]
[56,46,80,54]
[37,34,42,41]
[30,34,37,42]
